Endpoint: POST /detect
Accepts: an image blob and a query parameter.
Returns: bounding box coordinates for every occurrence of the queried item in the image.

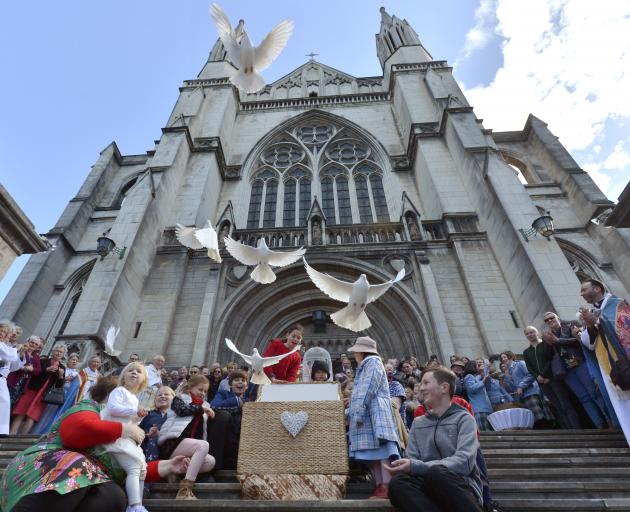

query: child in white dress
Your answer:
[100,362,149,512]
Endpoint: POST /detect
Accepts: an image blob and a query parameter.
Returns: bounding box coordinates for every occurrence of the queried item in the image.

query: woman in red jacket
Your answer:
[1,376,188,512]
[262,323,304,383]
[11,343,66,435]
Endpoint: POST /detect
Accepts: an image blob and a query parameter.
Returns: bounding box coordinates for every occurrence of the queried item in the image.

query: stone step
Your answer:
[480,441,629,449]
[484,456,630,467]
[482,447,630,457]
[143,499,394,511]
[141,497,630,512]
[490,481,630,499]
[480,436,627,444]
[0,449,630,468]
[147,480,630,500]
[488,467,629,479]
[481,431,625,437]
[148,483,242,499]
[497,498,630,511]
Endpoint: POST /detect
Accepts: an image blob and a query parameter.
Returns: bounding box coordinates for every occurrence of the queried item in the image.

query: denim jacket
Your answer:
[505,360,540,398]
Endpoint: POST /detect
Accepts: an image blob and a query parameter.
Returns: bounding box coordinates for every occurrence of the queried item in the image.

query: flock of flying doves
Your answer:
[175,222,405,334]
[173,5,406,334]
[103,5,405,371]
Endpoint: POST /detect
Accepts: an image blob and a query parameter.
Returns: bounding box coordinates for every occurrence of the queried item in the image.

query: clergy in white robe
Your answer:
[579,279,630,445]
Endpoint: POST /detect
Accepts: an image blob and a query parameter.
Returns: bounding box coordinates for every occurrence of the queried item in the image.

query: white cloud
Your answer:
[603,141,630,170]
[456,0,498,63]
[459,0,630,151]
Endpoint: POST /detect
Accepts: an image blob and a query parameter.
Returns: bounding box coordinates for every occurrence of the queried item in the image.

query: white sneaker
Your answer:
[126,505,149,512]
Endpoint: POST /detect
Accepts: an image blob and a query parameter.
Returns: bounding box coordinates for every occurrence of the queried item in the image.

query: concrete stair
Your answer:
[2,430,630,511]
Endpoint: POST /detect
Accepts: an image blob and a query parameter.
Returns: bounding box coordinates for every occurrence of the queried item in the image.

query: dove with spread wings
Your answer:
[225,338,301,385]
[223,236,305,284]
[104,325,121,357]
[211,3,294,93]
[175,221,222,263]
[303,258,405,332]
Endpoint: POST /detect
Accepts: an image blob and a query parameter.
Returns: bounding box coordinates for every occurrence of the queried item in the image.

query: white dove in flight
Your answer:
[303,258,405,332]
[225,338,301,385]
[223,236,306,284]
[211,3,294,93]
[104,325,121,357]
[175,221,222,263]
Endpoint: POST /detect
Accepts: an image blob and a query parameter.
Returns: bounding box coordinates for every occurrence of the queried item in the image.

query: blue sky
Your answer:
[1,0,629,304]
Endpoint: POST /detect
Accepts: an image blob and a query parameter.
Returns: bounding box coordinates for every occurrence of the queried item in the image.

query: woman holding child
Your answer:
[1,376,188,512]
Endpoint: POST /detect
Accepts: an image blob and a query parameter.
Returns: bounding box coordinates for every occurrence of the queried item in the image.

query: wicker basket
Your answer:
[237,400,349,475]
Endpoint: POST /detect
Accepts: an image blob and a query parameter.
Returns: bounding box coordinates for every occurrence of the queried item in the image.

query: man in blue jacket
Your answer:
[386,366,483,512]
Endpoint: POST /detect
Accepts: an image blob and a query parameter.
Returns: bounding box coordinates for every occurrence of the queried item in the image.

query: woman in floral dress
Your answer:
[1,376,188,512]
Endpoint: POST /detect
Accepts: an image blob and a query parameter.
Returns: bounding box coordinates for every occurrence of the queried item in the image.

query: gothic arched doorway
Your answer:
[210,257,432,364]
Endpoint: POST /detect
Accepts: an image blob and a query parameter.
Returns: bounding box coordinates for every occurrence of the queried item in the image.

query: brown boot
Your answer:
[175,478,197,500]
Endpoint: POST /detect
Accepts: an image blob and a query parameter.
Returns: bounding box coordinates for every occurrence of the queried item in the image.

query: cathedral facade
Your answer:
[2,8,629,368]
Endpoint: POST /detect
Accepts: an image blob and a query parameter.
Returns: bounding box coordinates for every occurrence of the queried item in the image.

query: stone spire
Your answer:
[208,38,227,62]
[375,7,432,69]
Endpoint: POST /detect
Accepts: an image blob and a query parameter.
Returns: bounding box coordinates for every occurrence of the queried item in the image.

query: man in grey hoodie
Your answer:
[386,366,483,512]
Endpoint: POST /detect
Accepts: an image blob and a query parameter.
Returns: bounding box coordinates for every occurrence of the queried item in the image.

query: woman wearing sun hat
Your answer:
[347,336,400,500]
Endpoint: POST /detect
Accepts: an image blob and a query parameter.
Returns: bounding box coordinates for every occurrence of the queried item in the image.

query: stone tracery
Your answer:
[246,116,390,228]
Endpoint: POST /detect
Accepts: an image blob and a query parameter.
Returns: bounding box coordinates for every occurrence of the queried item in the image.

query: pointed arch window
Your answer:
[354,175,373,223]
[263,179,278,227]
[336,176,352,224]
[113,176,138,209]
[280,167,311,227]
[245,119,393,229]
[247,179,264,228]
[283,179,296,227]
[57,292,81,336]
[370,174,389,222]
[321,166,352,225]
[321,177,335,224]
[350,163,389,224]
[299,179,311,225]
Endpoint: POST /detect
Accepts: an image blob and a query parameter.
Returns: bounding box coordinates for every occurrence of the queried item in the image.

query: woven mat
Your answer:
[237,400,349,475]
[239,474,348,500]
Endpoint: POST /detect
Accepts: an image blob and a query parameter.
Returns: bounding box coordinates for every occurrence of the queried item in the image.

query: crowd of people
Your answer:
[0,278,628,512]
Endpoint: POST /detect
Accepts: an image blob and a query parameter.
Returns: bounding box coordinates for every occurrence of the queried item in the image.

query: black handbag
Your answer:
[600,334,630,391]
[551,347,567,381]
[43,385,65,405]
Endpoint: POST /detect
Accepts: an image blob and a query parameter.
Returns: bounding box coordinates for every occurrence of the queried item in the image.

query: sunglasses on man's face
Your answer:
[190,370,199,374]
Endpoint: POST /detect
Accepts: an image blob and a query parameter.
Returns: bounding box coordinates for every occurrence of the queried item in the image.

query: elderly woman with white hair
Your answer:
[7,335,42,406]
[347,336,400,500]
[11,342,66,435]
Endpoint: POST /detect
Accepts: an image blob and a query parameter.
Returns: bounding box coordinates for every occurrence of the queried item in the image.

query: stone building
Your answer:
[0,184,48,282]
[1,8,628,367]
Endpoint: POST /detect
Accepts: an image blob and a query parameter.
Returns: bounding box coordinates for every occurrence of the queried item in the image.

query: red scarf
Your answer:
[188,395,204,438]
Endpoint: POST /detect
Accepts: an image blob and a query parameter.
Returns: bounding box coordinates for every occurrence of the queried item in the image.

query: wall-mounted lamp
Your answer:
[97,235,126,260]
[519,212,554,242]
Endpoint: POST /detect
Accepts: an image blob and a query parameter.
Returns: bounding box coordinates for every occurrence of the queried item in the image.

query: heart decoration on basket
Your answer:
[280,410,309,438]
